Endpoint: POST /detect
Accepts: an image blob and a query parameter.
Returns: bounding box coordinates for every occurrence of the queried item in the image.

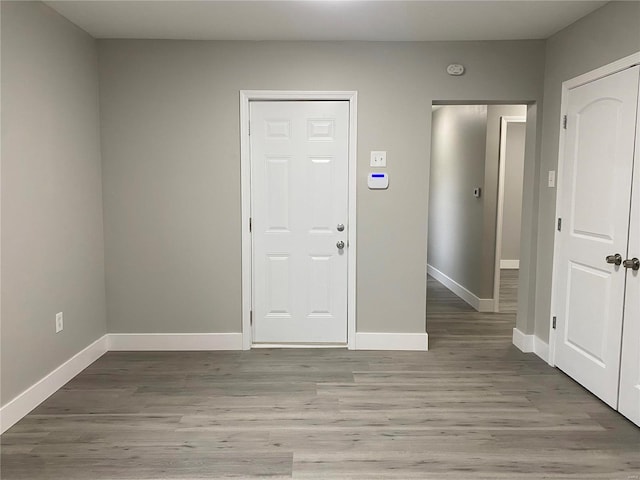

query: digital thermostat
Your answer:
[368,172,389,189]
[447,64,465,76]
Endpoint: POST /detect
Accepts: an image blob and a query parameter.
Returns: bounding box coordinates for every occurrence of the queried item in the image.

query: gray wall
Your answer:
[533,1,640,341]
[502,122,526,261]
[98,40,545,334]
[428,105,488,298]
[1,1,106,405]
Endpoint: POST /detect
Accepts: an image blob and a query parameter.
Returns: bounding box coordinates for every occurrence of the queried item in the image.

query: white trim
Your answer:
[108,333,243,351]
[347,93,358,351]
[239,90,358,350]
[562,52,640,91]
[0,335,108,434]
[251,343,346,349]
[427,264,494,312]
[549,51,640,367]
[512,328,535,352]
[500,259,520,269]
[494,116,526,312]
[534,336,550,364]
[240,91,252,351]
[512,328,549,363]
[355,332,428,351]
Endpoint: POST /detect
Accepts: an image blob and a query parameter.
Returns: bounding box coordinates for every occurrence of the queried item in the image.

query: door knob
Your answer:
[606,254,623,266]
[623,258,640,271]
[336,241,345,250]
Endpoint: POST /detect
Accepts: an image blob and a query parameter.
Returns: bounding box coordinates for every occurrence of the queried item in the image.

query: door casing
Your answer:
[240,91,358,350]
[549,52,640,367]
[494,115,527,312]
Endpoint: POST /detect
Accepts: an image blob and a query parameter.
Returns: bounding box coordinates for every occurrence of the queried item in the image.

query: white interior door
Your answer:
[554,66,640,408]
[618,75,640,426]
[250,101,349,344]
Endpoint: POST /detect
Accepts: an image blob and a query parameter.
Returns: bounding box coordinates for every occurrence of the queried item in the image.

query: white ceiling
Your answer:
[44,0,609,42]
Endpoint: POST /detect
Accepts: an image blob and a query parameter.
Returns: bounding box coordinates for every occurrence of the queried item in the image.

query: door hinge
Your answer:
[248,121,251,136]
[249,217,252,232]
[562,115,567,130]
[250,310,253,326]
[552,316,557,330]
[557,218,562,232]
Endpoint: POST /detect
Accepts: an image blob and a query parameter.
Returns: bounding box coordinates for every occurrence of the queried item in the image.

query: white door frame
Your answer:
[493,115,526,312]
[240,90,358,350]
[548,52,640,367]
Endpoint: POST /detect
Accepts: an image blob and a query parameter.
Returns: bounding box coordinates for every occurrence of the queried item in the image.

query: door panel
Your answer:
[265,157,291,231]
[619,69,640,426]
[564,262,612,365]
[554,66,640,408]
[266,255,290,315]
[571,99,624,241]
[308,255,332,315]
[251,101,349,344]
[309,157,335,231]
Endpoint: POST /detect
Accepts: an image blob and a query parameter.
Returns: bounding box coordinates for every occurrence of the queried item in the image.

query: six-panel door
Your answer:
[250,101,349,344]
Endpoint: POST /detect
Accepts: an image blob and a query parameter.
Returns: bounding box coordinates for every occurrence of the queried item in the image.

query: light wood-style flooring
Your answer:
[1,271,638,479]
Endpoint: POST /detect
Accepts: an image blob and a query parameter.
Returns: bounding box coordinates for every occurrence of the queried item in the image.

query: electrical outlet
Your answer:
[55,312,63,333]
[370,151,387,167]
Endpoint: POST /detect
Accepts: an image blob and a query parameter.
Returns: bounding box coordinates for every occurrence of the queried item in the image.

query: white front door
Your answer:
[250,101,349,344]
[554,66,640,408]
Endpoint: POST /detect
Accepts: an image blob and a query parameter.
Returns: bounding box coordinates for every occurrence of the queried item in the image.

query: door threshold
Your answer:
[251,343,348,349]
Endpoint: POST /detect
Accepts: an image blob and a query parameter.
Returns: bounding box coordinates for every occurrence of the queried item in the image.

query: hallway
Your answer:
[426,270,518,348]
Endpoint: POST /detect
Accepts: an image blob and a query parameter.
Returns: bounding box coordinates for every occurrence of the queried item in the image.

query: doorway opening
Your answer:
[426,103,529,347]
[494,115,527,313]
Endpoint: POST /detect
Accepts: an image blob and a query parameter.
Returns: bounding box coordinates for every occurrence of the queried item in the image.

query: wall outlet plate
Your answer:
[370,151,386,167]
[56,312,63,333]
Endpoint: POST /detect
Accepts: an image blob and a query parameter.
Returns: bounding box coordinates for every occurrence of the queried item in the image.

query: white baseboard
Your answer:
[512,328,549,363]
[533,336,550,363]
[500,260,520,269]
[512,327,535,352]
[252,343,347,349]
[0,334,108,434]
[108,333,243,351]
[355,332,428,351]
[427,265,493,312]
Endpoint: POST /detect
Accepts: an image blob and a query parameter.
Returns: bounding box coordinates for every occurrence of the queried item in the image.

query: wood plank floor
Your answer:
[2,272,638,479]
